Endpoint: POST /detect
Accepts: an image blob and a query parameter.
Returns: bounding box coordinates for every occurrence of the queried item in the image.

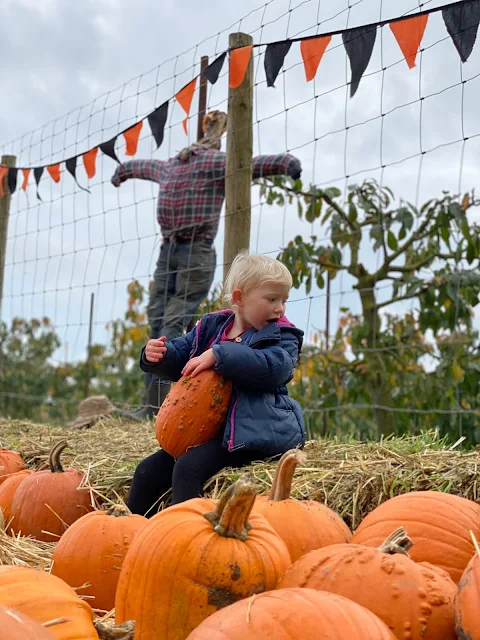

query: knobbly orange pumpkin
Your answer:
[0,449,26,485]
[0,605,56,640]
[0,566,97,640]
[115,477,291,640]
[51,504,147,611]
[278,527,457,640]
[454,542,480,639]
[10,440,94,542]
[186,587,397,639]
[0,470,33,528]
[155,369,232,458]
[254,449,351,562]
[351,490,480,584]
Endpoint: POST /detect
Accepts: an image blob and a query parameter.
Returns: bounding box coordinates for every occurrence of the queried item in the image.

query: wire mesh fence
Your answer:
[1,0,479,443]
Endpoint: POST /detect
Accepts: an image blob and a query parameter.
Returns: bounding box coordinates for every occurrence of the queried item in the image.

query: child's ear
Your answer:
[231,288,243,308]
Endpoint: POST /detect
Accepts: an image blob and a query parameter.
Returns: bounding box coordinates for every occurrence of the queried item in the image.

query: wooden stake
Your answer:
[223,32,253,283]
[0,155,16,318]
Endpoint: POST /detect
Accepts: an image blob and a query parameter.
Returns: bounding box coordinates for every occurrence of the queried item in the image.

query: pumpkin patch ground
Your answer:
[1,417,480,636]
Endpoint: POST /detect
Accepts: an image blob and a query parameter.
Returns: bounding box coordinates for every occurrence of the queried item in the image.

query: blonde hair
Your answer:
[223,251,293,306]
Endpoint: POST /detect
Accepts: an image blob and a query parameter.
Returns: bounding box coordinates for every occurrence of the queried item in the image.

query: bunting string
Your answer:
[1,0,478,200]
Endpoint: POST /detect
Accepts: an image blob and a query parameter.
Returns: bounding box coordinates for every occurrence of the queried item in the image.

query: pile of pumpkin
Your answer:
[1,441,480,640]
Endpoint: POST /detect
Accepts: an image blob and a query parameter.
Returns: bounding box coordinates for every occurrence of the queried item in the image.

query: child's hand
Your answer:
[182,349,216,378]
[145,336,167,363]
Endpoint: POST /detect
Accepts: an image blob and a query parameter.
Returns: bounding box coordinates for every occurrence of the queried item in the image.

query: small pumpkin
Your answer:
[186,587,397,640]
[351,490,480,584]
[51,504,147,611]
[0,470,33,528]
[0,605,56,640]
[155,369,232,458]
[278,527,457,640]
[115,476,291,640]
[10,440,94,542]
[454,539,480,640]
[0,449,26,485]
[254,449,351,562]
[0,565,97,640]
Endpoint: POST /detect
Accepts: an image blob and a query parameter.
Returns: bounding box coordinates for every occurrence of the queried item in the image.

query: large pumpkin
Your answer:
[115,477,291,640]
[0,566,97,640]
[155,369,232,458]
[51,504,147,611]
[454,546,480,639]
[0,470,33,528]
[0,449,26,485]
[186,587,397,639]
[351,490,480,584]
[278,527,457,640]
[254,449,351,562]
[0,605,56,640]
[10,440,94,542]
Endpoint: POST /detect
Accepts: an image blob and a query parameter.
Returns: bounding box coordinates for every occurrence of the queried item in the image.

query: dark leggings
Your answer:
[127,435,266,517]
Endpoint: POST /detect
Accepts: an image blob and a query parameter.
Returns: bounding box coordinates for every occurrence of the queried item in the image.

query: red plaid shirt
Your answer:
[111,149,301,242]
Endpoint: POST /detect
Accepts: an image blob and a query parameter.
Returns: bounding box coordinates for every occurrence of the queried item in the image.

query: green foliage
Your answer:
[258,176,480,441]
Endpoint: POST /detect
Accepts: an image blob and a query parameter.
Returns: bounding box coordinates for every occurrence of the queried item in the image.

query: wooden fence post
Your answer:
[223,32,254,283]
[0,155,16,319]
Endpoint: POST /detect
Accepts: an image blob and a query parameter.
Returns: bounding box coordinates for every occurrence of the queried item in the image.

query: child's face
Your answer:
[237,281,290,330]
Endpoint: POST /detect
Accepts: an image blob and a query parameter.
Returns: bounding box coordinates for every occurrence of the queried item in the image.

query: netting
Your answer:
[1,0,479,443]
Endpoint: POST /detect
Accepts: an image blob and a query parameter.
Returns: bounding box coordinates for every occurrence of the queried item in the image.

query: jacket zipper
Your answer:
[227,392,239,451]
[191,319,202,358]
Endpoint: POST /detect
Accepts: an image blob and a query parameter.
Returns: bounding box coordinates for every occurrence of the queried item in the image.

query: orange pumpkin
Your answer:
[10,440,94,542]
[454,546,480,639]
[351,490,480,584]
[115,477,291,640]
[278,527,457,639]
[0,605,56,640]
[155,369,232,458]
[0,566,97,640]
[0,449,26,485]
[254,449,351,562]
[0,470,33,528]
[186,587,397,639]
[51,504,147,611]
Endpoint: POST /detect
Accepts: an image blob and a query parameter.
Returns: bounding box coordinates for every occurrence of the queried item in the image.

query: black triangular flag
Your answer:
[66,156,90,193]
[443,0,480,63]
[148,101,169,149]
[264,41,292,87]
[33,167,44,201]
[100,136,120,163]
[343,25,377,97]
[7,167,17,195]
[203,52,226,85]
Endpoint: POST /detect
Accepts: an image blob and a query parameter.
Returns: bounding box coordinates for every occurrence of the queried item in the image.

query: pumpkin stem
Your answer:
[48,440,68,473]
[204,477,256,541]
[94,620,135,640]
[270,449,307,501]
[106,504,130,517]
[377,527,413,556]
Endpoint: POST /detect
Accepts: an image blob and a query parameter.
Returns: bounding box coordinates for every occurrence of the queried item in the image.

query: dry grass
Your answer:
[1,416,479,536]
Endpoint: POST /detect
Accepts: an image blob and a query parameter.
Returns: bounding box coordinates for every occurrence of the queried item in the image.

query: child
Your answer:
[127,252,305,516]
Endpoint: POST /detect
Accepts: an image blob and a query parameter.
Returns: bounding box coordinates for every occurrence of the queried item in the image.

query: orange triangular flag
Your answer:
[47,163,61,183]
[22,168,30,191]
[83,147,98,179]
[390,15,428,69]
[124,122,143,156]
[229,45,254,88]
[0,166,7,198]
[175,78,197,135]
[300,35,332,82]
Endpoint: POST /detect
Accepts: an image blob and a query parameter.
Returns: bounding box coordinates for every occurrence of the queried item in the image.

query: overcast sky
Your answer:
[1,0,479,365]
